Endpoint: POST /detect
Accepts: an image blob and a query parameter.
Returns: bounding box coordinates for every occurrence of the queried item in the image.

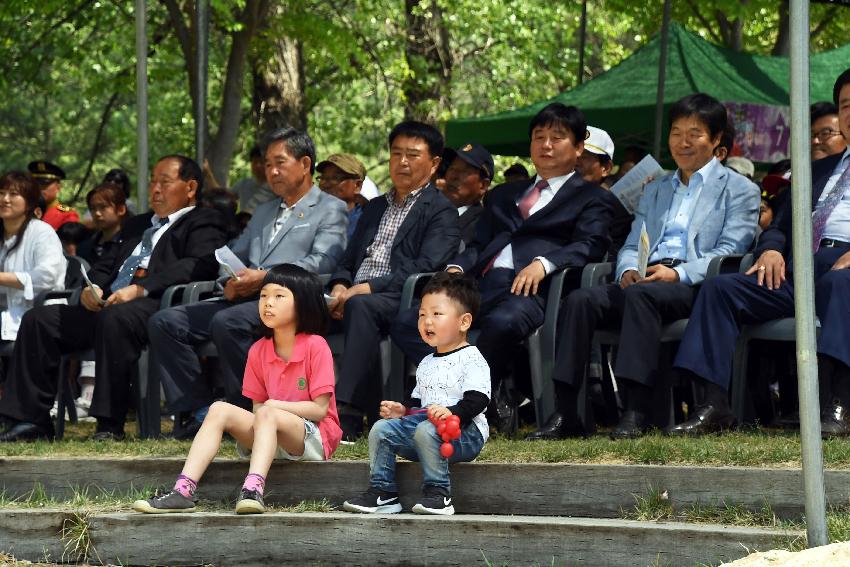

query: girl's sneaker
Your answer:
[235,488,266,514]
[132,490,196,514]
[342,487,402,514]
[411,486,454,515]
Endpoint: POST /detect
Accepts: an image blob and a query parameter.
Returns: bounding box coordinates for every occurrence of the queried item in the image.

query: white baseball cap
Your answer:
[584,126,615,160]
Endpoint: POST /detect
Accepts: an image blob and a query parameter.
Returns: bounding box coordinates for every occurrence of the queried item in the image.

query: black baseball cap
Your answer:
[442,143,494,180]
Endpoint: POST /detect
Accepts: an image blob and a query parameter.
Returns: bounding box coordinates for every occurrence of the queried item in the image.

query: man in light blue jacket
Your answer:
[527,93,760,441]
[148,127,347,437]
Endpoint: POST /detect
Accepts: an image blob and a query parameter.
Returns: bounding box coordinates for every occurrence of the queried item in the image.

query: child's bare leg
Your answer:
[181,401,255,482]
[247,405,306,478]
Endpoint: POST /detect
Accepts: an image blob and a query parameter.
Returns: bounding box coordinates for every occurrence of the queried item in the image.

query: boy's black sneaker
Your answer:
[132,489,196,514]
[412,485,454,515]
[342,487,402,514]
[235,488,266,514]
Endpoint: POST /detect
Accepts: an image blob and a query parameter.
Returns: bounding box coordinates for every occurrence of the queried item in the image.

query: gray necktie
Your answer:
[110,218,169,292]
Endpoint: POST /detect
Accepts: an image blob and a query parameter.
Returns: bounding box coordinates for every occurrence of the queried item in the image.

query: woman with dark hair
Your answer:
[0,171,66,343]
[76,182,131,265]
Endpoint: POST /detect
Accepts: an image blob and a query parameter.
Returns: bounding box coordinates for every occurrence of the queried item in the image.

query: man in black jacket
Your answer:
[440,143,492,248]
[328,121,460,439]
[390,103,617,433]
[0,155,228,441]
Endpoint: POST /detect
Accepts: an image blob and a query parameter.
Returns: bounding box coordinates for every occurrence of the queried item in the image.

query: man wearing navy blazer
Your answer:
[329,121,460,439]
[673,68,850,437]
[147,128,348,436]
[391,103,618,434]
[0,155,228,441]
[528,93,760,440]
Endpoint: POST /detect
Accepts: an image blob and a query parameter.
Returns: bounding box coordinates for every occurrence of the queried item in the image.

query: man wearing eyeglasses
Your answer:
[317,154,367,239]
[812,101,847,161]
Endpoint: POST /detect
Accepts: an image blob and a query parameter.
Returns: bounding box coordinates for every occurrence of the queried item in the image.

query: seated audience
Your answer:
[317,153,368,239]
[56,222,92,257]
[148,128,347,439]
[199,187,242,241]
[811,101,846,161]
[0,172,66,345]
[440,143,493,247]
[231,145,276,214]
[103,168,135,213]
[0,155,228,442]
[77,182,132,266]
[528,93,759,440]
[672,68,850,436]
[391,103,617,434]
[328,120,460,440]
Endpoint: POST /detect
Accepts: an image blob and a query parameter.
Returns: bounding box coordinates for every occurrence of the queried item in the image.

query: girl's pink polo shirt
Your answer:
[242,334,342,459]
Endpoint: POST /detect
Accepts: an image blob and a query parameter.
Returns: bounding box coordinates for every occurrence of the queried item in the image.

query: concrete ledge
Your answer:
[1,458,847,519]
[0,509,798,567]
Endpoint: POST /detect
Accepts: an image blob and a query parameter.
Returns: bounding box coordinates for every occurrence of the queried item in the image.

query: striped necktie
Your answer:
[812,158,850,254]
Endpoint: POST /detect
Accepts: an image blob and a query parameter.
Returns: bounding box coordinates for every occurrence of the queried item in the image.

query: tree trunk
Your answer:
[772,0,790,56]
[206,0,268,186]
[402,0,452,124]
[251,34,306,136]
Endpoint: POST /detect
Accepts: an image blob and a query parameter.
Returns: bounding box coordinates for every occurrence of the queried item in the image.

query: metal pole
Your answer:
[135,0,148,210]
[195,0,208,166]
[652,0,672,158]
[577,0,587,85]
[789,0,829,548]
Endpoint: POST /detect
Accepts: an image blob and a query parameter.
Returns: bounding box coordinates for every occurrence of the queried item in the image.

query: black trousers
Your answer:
[389,268,545,389]
[334,291,402,412]
[147,298,257,414]
[554,281,696,388]
[0,299,160,427]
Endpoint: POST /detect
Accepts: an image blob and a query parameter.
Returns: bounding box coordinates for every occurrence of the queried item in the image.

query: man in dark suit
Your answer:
[328,121,460,439]
[672,67,850,436]
[440,143,493,247]
[390,103,617,433]
[0,155,228,441]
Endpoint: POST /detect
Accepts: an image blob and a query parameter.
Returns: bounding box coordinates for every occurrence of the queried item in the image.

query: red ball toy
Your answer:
[440,442,454,458]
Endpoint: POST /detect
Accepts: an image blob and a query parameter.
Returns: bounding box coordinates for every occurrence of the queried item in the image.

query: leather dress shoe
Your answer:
[491,391,518,436]
[610,410,649,440]
[91,430,126,441]
[525,413,576,440]
[0,421,55,442]
[665,404,736,436]
[820,402,850,438]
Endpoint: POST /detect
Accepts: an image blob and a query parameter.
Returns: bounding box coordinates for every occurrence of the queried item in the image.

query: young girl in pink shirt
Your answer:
[133,264,341,514]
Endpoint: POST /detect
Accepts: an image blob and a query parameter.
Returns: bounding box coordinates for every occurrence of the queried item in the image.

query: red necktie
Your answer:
[482,179,550,275]
[518,179,549,220]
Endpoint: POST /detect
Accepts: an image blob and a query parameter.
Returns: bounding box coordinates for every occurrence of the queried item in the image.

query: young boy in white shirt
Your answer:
[343,272,490,515]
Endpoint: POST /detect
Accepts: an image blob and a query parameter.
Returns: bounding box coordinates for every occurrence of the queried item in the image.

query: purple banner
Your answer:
[724,102,791,163]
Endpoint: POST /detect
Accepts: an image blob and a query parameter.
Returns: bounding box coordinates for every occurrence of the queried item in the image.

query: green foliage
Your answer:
[2,0,849,207]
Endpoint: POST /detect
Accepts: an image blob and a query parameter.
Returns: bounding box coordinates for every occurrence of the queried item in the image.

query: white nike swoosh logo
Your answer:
[376,497,396,505]
[443,497,451,505]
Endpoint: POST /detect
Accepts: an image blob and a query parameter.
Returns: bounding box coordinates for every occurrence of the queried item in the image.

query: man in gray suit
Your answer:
[527,93,760,441]
[148,127,347,436]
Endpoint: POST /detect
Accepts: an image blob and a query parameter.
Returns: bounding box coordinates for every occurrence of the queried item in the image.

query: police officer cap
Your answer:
[27,161,66,183]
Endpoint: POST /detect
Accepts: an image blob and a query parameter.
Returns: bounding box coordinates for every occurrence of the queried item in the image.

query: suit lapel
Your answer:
[262,187,319,261]
[650,175,676,249]
[522,174,582,226]
[811,153,845,208]
[688,164,726,236]
[391,185,434,248]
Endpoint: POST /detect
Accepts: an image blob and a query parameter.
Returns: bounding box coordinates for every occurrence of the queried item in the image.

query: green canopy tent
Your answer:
[445,23,850,159]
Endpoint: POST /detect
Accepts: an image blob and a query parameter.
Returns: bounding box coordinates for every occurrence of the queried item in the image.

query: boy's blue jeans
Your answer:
[368,413,485,493]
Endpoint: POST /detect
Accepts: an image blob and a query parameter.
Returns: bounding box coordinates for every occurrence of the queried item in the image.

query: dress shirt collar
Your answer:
[152,205,195,226]
[531,171,575,193]
[261,333,308,365]
[673,157,718,190]
[386,185,425,207]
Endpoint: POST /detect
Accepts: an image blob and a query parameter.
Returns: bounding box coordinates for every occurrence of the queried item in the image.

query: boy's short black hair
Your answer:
[668,93,728,140]
[528,103,587,145]
[421,271,480,320]
[56,222,92,246]
[259,264,329,336]
[388,121,444,158]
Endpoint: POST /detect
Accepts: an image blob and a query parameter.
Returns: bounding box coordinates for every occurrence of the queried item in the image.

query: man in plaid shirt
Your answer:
[328,121,461,440]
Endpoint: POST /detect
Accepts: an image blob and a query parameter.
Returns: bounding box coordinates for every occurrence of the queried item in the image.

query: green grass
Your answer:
[3,419,850,468]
